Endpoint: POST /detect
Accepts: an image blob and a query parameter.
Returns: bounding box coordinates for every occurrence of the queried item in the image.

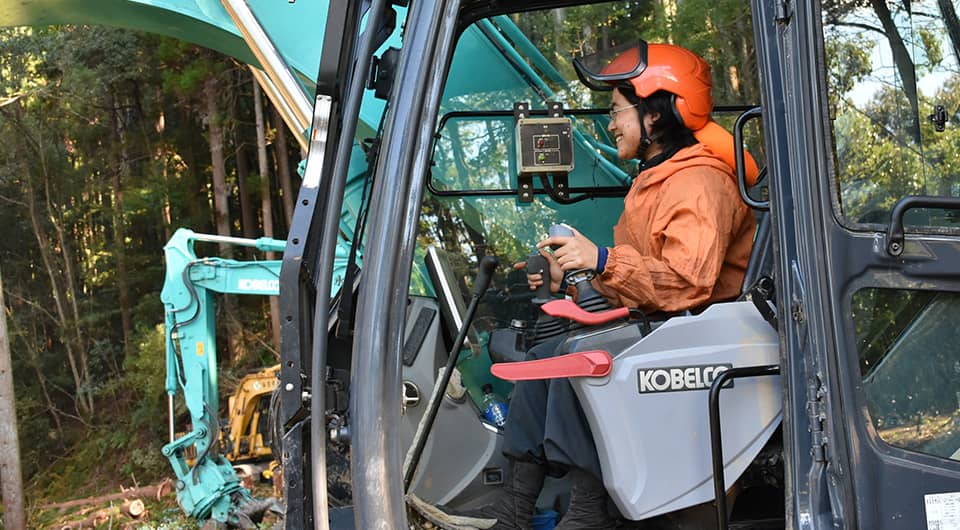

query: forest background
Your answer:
[0,0,957,527]
[0,23,301,527]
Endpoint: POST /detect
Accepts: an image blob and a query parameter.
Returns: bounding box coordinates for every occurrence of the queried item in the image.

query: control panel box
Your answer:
[515,117,575,175]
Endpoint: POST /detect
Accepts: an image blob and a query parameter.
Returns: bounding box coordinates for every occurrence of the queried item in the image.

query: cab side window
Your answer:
[852,289,960,461]
[823,0,960,226]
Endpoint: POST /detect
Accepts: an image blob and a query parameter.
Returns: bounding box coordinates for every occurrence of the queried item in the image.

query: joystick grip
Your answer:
[548,224,574,249]
[526,252,552,302]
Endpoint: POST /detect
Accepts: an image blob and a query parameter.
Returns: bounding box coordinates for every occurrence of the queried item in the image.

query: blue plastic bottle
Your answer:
[481,384,508,428]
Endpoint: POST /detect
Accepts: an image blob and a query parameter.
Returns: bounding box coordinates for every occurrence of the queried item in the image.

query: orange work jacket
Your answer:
[591,143,756,313]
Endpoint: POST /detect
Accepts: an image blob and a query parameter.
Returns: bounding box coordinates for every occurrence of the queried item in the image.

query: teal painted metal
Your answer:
[159,227,353,523]
[160,228,285,523]
[0,0,324,90]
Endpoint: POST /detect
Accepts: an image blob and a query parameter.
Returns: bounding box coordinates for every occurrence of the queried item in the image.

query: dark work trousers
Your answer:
[500,335,603,481]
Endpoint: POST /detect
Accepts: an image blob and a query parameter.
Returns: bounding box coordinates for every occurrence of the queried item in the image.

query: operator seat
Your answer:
[547,300,781,521]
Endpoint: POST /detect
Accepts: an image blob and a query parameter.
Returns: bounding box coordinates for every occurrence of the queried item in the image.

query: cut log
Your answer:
[122,498,146,518]
[55,498,147,529]
[41,479,172,511]
[57,504,121,530]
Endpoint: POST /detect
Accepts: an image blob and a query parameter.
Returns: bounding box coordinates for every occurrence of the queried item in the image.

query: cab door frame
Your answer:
[759,0,960,528]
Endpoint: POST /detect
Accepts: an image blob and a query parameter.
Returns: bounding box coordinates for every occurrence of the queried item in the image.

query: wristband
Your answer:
[596,246,609,273]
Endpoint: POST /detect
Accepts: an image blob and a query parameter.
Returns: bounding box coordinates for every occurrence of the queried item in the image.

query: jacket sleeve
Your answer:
[594,167,741,313]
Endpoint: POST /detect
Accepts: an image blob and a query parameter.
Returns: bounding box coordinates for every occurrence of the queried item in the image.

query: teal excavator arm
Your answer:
[160,228,285,526]
[160,227,354,526]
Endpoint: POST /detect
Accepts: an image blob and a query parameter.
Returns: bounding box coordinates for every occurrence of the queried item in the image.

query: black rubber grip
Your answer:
[472,255,500,298]
[526,252,552,300]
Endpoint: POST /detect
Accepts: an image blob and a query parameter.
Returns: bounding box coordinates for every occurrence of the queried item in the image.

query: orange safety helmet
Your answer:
[575,41,713,131]
[575,41,760,185]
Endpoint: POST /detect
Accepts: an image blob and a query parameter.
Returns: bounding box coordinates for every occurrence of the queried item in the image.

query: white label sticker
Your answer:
[926,492,960,530]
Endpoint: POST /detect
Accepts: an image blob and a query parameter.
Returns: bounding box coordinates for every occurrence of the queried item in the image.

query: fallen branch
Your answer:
[40,479,173,512]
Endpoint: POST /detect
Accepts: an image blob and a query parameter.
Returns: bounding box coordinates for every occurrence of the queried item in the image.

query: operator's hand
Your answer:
[513,250,564,293]
[537,228,599,272]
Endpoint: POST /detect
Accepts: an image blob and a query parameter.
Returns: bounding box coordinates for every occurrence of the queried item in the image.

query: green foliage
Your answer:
[156,38,215,96]
[918,28,944,68]
[825,33,874,110]
[0,23,299,520]
[13,395,60,478]
[825,0,960,223]
[125,324,169,430]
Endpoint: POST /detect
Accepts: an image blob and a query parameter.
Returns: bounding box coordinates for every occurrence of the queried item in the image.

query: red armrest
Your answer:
[541,299,629,326]
[491,350,613,381]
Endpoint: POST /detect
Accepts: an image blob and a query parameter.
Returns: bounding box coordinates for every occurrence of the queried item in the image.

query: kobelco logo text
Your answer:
[237,278,279,292]
[637,364,733,393]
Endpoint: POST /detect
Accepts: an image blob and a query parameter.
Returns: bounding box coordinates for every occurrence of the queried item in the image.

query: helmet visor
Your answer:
[573,40,649,91]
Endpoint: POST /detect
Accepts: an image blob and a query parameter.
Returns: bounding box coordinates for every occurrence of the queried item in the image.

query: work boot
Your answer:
[555,469,617,530]
[445,460,546,529]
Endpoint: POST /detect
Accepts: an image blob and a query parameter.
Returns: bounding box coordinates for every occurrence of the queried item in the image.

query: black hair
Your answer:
[616,85,698,159]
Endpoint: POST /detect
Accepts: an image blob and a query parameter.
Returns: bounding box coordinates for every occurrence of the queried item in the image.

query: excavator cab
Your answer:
[281,1,785,527]
[277,0,960,529]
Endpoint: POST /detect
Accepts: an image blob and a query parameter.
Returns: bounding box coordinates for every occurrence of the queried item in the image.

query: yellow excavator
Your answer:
[221,364,280,465]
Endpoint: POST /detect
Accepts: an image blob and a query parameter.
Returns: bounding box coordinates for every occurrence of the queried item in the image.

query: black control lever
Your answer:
[546,223,611,314]
[526,224,575,303]
[526,252,553,304]
[404,255,499,491]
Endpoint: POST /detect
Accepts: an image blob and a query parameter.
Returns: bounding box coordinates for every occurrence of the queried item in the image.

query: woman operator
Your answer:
[458,42,757,530]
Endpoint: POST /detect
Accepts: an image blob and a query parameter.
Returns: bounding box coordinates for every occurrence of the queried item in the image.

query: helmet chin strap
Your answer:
[635,108,675,172]
[635,110,662,160]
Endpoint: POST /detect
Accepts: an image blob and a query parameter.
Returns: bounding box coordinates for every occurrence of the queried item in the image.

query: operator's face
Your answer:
[607,88,658,161]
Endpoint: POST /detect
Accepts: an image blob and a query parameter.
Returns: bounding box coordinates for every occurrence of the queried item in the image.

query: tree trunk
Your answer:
[203,75,234,255]
[25,178,90,417]
[236,144,257,241]
[870,0,921,143]
[233,72,256,242]
[9,99,92,416]
[110,91,134,360]
[937,0,960,66]
[40,479,173,511]
[0,266,27,530]
[161,156,173,243]
[254,82,282,351]
[270,105,295,226]
[204,73,245,363]
[23,320,64,442]
[44,179,93,414]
